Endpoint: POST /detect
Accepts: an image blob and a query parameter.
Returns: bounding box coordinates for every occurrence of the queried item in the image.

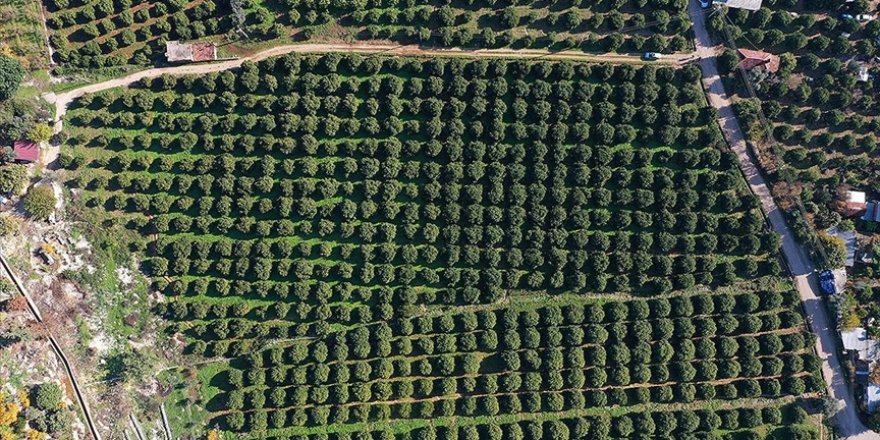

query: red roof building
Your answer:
[165,41,218,63]
[13,140,39,163]
[737,49,780,73]
[191,43,217,62]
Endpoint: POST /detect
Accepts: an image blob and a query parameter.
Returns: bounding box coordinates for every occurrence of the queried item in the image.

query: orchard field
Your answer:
[44,0,692,69]
[57,54,822,437]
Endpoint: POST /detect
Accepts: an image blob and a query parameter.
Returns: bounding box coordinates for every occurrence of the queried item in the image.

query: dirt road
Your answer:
[44,42,693,133]
[690,0,877,437]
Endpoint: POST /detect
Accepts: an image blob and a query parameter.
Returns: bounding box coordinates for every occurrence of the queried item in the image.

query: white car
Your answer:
[643,52,662,60]
[856,14,875,21]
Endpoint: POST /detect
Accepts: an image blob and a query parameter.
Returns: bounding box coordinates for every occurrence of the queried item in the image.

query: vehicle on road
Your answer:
[700,0,712,8]
[818,270,836,295]
[856,14,875,21]
[841,13,855,20]
[643,52,662,60]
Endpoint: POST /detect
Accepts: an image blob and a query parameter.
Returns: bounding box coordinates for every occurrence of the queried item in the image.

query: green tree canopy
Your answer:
[0,55,24,100]
[32,382,63,411]
[0,165,26,194]
[817,232,846,269]
[23,185,56,220]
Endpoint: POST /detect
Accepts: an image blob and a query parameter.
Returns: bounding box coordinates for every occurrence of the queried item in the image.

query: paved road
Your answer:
[689,1,877,438]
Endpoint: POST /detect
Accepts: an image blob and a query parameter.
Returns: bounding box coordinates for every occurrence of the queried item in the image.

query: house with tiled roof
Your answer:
[13,140,39,163]
[737,49,780,73]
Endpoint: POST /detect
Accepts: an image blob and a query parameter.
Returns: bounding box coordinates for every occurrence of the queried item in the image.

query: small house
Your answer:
[841,327,880,363]
[858,65,870,82]
[165,41,217,63]
[862,201,880,222]
[736,49,780,73]
[845,190,867,216]
[12,140,39,163]
[717,0,763,11]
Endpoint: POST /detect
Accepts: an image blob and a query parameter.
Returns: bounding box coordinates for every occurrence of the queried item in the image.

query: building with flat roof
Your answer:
[717,0,763,10]
[842,327,880,362]
[165,41,217,63]
[845,190,867,216]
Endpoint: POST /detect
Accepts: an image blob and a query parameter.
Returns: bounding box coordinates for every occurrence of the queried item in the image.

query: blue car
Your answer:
[818,270,836,295]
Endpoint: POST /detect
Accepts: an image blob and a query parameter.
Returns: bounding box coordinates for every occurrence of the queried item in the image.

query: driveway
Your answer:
[689,0,878,437]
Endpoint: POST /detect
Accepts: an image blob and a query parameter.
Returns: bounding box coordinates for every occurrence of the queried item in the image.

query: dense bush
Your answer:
[24,185,57,220]
[0,54,24,100]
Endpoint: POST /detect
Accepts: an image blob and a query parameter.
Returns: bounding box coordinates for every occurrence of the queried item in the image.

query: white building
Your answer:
[841,327,880,361]
[867,384,880,413]
[716,0,763,10]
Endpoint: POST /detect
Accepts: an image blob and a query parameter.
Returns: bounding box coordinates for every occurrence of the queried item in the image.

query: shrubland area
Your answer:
[44,0,692,69]
[55,53,827,438]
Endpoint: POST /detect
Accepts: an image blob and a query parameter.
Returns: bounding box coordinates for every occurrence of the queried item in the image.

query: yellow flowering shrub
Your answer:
[17,390,30,409]
[26,430,47,440]
[0,403,19,426]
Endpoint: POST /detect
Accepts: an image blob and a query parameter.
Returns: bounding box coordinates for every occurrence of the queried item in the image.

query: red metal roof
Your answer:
[846,201,867,217]
[191,43,216,62]
[737,49,780,73]
[13,140,39,163]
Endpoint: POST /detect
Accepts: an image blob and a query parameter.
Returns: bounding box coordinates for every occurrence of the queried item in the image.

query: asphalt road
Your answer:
[689,1,878,437]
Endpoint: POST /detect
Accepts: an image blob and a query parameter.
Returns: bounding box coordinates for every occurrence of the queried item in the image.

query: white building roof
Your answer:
[165,40,193,62]
[849,190,867,204]
[841,327,880,361]
[717,0,763,10]
[867,384,880,413]
[858,66,870,82]
[832,267,848,294]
